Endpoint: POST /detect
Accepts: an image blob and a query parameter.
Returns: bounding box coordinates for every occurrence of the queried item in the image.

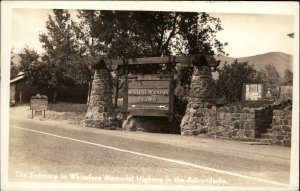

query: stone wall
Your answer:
[181,105,273,141]
[269,109,292,146]
[85,69,117,129]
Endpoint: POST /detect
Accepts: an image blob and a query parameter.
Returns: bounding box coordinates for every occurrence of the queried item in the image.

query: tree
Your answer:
[282,69,293,85]
[19,46,40,72]
[39,9,91,90]
[10,48,20,79]
[78,11,226,59]
[258,64,280,88]
[216,60,258,103]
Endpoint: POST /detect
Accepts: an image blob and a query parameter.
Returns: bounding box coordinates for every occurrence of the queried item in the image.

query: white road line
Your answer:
[12,125,289,187]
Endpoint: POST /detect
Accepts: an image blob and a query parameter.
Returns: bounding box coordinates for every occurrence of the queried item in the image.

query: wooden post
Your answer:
[19,90,22,103]
[277,86,281,99]
[168,64,175,122]
[123,63,128,121]
[53,90,57,103]
[114,71,119,109]
[87,81,91,105]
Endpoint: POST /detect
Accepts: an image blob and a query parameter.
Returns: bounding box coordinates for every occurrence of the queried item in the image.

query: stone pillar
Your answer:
[85,69,117,129]
[180,65,214,135]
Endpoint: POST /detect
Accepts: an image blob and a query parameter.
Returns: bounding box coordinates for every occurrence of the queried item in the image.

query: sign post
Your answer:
[30,95,48,119]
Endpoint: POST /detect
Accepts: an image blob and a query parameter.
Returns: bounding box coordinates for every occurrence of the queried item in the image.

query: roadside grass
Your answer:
[10,102,87,126]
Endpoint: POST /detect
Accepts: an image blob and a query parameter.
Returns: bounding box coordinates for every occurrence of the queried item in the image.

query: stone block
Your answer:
[200,126,208,133]
[273,110,283,116]
[183,123,193,130]
[211,106,217,112]
[218,112,225,120]
[195,112,203,117]
[223,107,230,113]
[242,107,251,113]
[282,110,292,116]
[232,106,240,113]
[191,103,199,109]
[272,116,282,125]
[231,129,238,136]
[275,135,284,140]
[272,125,283,131]
[286,115,292,119]
[273,140,283,146]
[233,120,241,129]
[208,117,216,124]
[243,122,254,130]
[189,108,197,116]
[182,115,189,123]
[282,119,289,126]
[97,106,105,112]
[247,113,255,119]
[195,117,204,124]
[225,113,232,120]
[273,131,284,136]
[203,103,212,108]
[240,113,247,120]
[283,140,291,147]
[236,129,245,137]
[218,107,225,112]
[282,125,291,132]
[245,130,255,138]
[232,113,240,118]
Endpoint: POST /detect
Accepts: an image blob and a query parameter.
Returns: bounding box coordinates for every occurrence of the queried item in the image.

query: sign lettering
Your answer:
[128,89,169,96]
[138,97,158,103]
[125,74,174,120]
[30,99,48,110]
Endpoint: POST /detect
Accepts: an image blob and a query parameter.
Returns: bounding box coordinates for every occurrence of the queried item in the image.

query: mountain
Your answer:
[215,52,293,77]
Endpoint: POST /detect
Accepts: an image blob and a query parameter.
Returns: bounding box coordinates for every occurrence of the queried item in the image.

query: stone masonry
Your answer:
[180,65,214,135]
[85,69,117,129]
[269,108,292,146]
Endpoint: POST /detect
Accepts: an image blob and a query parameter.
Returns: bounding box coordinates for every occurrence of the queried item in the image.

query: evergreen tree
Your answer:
[259,64,280,87]
[216,60,258,103]
[10,48,20,79]
[39,9,91,89]
[282,69,293,85]
[19,46,40,72]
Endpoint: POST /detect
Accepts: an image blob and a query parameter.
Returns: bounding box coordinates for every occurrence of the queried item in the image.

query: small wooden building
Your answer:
[10,72,26,104]
[10,72,89,104]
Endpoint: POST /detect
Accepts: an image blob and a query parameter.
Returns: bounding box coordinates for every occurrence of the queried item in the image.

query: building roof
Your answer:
[10,74,25,84]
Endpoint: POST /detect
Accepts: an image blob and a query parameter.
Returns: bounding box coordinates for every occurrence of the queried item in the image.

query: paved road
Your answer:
[8,116,291,189]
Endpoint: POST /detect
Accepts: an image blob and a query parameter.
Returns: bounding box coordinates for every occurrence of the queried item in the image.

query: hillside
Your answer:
[215,52,293,77]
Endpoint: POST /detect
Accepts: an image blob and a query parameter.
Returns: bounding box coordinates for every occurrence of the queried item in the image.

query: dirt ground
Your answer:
[9,103,87,126]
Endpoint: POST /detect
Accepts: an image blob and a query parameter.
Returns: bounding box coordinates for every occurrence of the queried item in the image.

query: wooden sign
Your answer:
[30,98,48,110]
[242,83,265,101]
[124,74,174,121]
[30,98,48,118]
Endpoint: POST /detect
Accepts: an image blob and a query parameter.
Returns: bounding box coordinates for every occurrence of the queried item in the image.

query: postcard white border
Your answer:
[1,1,299,191]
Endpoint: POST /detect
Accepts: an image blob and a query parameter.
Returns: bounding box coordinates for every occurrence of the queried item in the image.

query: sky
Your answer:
[11,8,295,58]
